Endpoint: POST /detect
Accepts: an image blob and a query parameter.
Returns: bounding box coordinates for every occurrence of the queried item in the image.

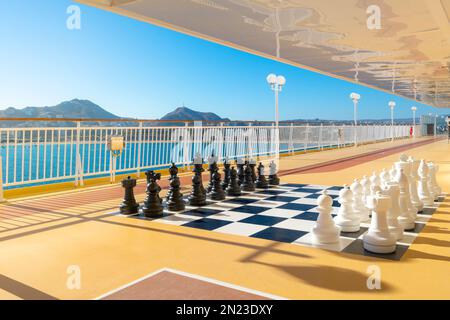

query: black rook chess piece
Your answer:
[188,163,207,206]
[119,176,139,215]
[209,168,226,200]
[226,167,241,196]
[255,163,269,189]
[241,162,256,192]
[142,171,164,217]
[221,160,231,190]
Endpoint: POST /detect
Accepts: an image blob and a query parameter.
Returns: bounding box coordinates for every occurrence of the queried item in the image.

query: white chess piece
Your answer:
[208,153,218,164]
[395,159,418,220]
[389,166,397,181]
[311,190,341,244]
[334,185,360,232]
[360,175,371,206]
[427,162,441,200]
[269,160,277,175]
[350,179,370,222]
[396,169,416,230]
[383,183,404,240]
[194,152,203,165]
[408,156,424,212]
[363,191,397,254]
[237,158,245,165]
[369,172,381,195]
[380,169,391,188]
[418,160,434,207]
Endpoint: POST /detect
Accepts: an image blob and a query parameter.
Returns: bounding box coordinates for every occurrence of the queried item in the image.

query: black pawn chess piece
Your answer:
[166,164,186,211]
[119,176,139,215]
[188,165,207,206]
[241,163,255,192]
[142,173,164,217]
[255,163,269,189]
[209,168,226,200]
[206,161,218,193]
[237,161,245,185]
[221,160,231,190]
[249,161,257,182]
[226,167,241,196]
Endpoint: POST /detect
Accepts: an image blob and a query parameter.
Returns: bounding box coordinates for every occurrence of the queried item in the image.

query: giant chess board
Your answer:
[117,183,441,261]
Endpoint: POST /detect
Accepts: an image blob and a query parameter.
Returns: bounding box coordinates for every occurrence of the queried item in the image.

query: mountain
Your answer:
[160,106,229,122]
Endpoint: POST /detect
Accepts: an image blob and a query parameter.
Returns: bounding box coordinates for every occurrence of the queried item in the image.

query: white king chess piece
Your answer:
[396,169,416,231]
[363,191,397,254]
[427,162,441,201]
[334,185,360,232]
[417,160,434,207]
[408,156,424,212]
[383,183,404,240]
[350,179,370,222]
[311,190,341,244]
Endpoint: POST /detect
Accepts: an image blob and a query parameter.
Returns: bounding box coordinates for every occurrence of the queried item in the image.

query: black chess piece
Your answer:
[209,168,226,200]
[119,176,139,215]
[255,162,269,189]
[241,162,255,192]
[166,163,178,202]
[237,160,245,185]
[188,164,207,206]
[249,161,257,182]
[206,161,217,193]
[166,165,186,211]
[221,160,231,190]
[226,167,242,196]
[142,172,164,217]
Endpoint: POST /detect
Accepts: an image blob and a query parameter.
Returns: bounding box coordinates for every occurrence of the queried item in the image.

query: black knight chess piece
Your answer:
[209,168,226,200]
[188,163,207,206]
[241,162,256,192]
[255,162,269,189]
[221,160,231,190]
[226,167,241,196]
[119,176,139,215]
[142,172,164,217]
[166,164,186,211]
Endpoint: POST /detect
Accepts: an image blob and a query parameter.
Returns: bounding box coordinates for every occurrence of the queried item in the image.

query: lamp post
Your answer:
[350,92,360,146]
[411,106,417,137]
[266,73,286,129]
[389,101,396,141]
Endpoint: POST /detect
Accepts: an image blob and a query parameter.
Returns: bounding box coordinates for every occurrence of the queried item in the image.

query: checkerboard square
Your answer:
[273,218,316,232]
[293,188,321,193]
[215,222,268,237]
[251,227,308,243]
[256,189,287,195]
[259,208,303,218]
[342,239,409,261]
[278,203,316,211]
[207,211,253,222]
[340,227,369,238]
[223,198,260,205]
[239,215,286,226]
[182,208,222,218]
[292,211,319,221]
[265,196,299,202]
[230,205,270,214]
[182,218,232,231]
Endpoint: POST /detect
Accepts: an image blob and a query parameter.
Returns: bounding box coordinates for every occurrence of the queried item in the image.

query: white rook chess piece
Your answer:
[396,169,416,231]
[418,160,434,207]
[334,185,360,232]
[427,162,441,200]
[380,169,391,188]
[408,156,424,212]
[350,179,370,222]
[395,159,418,220]
[363,191,397,254]
[311,190,341,244]
[383,183,404,240]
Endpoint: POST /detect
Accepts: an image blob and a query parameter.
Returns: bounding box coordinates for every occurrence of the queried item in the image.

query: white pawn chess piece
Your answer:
[237,157,245,165]
[360,175,371,206]
[389,166,397,181]
[408,156,424,212]
[395,159,418,220]
[383,183,404,240]
[311,190,341,244]
[418,160,434,207]
[369,172,381,195]
[427,162,441,200]
[363,191,397,254]
[396,169,416,231]
[350,179,370,222]
[269,160,277,175]
[334,185,360,232]
[380,169,391,188]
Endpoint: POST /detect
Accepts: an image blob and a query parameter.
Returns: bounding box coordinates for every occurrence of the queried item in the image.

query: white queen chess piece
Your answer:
[418,160,434,207]
[408,156,424,212]
[350,179,370,222]
[383,183,404,240]
[363,191,397,254]
[311,190,341,244]
[396,169,416,231]
[334,185,360,232]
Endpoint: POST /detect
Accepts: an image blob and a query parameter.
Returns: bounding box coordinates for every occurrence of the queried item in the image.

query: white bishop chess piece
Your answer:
[418,160,434,207]
[408,156,424,212]
[427,162,441,201]
[396,169,416,231]
[350,179,370,222]
[311,190,341,244]
[334,185,360,232]
[383,183,404,240]
[363,191,397,254]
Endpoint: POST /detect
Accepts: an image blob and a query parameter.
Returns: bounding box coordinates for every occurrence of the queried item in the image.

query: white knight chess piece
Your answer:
[311,190,341,244]
[334,185,360,232]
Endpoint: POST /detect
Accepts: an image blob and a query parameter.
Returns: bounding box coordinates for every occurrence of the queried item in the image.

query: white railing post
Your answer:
[289,123,294,155]
[136,121,143,178]
[304,123,309,152]
[0,155,4,203]
[74,121,84,187]
[319,123,323,150]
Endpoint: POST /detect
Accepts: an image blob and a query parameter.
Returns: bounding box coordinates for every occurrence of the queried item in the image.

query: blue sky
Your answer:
[0,0,447,121]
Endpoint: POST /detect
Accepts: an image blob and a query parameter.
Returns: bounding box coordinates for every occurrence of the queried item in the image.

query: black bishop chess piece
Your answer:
[255,162,269,189]
[237,160,245,185]
[226,167,242,196]
[188,162,207,206]
[249,160,257,182]
[209,168,226,200]
[221,160,231,190]
[119,176,139,215]
[241,162,256,192]
[166,163,186,211]
[142,171,164,217]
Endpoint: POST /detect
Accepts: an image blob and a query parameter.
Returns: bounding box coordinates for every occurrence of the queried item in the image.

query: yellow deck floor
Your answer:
[0,137,449,300]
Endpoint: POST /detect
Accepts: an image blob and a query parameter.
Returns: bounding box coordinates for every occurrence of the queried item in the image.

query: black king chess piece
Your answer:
[221,160,231,190]
[209,167,226,200]
[142,171,164,217]
[166,163,186,211]
[119,176,139,215]
[188,161,207,206]
[237,160,245,185]
[255,162,269,189]
[226,167,242,196]
[241,162,256,192]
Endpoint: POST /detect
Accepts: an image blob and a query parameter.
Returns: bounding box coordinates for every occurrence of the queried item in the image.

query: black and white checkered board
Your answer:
[119,183,441,261]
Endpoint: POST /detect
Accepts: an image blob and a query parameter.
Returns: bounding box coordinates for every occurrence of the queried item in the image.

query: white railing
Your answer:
[0,123,413,189]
